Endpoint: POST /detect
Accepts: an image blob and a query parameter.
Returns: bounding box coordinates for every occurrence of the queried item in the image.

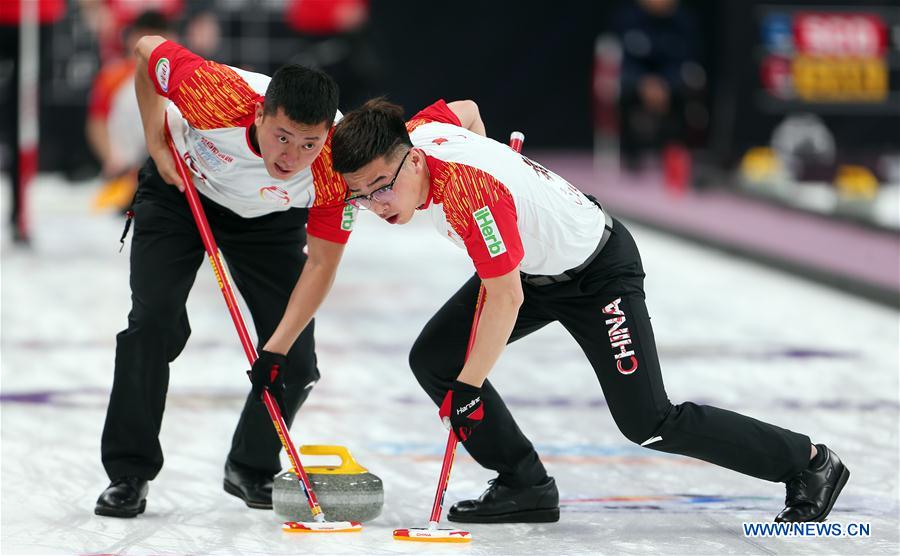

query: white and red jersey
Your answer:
[88,58,145,168]
[407,100,608,279]
[147,40,355,243]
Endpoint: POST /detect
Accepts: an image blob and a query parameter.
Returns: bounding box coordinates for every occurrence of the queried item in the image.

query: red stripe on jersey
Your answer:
[170,65,260,129]
[307,130,352,244]
[149,41,260,130]
[245,126,262,157]
[428,158,524,278]
[310,130,346,207]
[406,99,461,134]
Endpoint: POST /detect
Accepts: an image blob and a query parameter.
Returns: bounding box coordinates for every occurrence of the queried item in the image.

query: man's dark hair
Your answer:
[332,97,412,174]
[264,65,339,127]
[130,10,169,34]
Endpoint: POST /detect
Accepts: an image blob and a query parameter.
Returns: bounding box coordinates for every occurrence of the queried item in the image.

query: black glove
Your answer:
[247,350,288,415]
[439,380,484,442]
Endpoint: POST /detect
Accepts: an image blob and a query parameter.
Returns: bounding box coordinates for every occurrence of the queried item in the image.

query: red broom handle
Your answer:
[428,132,524,526]
[165,137,326,519]
[428,284,487,525]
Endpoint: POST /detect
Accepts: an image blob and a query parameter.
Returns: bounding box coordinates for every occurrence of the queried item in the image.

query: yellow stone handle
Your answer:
[299,445,368,474]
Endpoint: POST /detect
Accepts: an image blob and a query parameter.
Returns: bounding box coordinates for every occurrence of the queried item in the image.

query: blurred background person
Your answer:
[78,0,182,64]
[281,0,380,110]
[179,1,223,59]
[612,0,703,179]
[86,10,172,212]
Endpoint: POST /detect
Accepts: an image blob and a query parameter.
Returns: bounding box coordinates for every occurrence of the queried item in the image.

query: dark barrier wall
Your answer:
[364,1,613,148]
[358,0,720,148]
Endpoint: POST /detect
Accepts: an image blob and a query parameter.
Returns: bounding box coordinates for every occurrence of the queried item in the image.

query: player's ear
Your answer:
[254,102,265,126]
[410,148,426,172]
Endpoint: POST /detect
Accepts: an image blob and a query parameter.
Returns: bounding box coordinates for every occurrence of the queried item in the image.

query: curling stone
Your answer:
[273,445,383,523]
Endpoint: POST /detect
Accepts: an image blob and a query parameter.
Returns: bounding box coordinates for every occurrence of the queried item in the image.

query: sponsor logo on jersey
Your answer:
[259,185,291,205]
[432,137,448,145]
[341,204,356,231]
[603,297,639,375]
[473,206,506,257]
[155,58,170,93]
[192,136,234,173]
[199,137,234,164]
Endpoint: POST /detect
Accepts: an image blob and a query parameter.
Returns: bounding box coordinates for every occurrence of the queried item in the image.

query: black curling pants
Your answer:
[409,219,811,488]
[101,159,320,481]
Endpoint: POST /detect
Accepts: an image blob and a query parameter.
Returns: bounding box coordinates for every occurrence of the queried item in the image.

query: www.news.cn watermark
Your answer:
[743,522,871,538]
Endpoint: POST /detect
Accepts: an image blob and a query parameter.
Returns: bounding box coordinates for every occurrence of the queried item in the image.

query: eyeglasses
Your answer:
[345,150,409,210]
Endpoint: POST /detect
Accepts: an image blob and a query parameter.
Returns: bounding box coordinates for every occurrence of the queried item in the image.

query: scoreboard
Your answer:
[760,11,890,103]
[711,2,899,165]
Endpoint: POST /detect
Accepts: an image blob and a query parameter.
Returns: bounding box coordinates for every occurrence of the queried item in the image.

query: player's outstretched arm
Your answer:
[133,35,183,190]
[262,234,347,355]
[440,268,522,441]
[455,268,523,387]
[447,100,486,137]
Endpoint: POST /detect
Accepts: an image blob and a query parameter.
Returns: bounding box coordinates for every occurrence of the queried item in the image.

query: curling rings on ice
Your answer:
[273,445,383,523]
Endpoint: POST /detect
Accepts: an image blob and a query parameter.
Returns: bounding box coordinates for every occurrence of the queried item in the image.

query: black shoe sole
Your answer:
[223,479,273,509]
[813,465,850,523]
[448,507,560,524]
[94,499,146,518]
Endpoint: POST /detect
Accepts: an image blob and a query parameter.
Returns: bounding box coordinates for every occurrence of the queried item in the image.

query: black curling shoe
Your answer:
[223,460,274,509]
[775,444,850,523]
[448,476,560,523]
[95,477,148,518]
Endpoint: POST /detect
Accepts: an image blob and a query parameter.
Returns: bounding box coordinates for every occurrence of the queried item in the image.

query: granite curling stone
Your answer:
[273,445,383,523]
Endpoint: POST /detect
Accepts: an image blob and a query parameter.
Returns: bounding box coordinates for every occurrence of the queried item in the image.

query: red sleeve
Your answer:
[307,131,354,244]
[406,99,462,133]
[147,40,205,98]
[441,163,524,279]
[307,203,355,244]
[147,40,260,130]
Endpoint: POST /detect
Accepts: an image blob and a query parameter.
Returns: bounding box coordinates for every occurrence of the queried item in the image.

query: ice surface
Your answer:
[1,177,898,554]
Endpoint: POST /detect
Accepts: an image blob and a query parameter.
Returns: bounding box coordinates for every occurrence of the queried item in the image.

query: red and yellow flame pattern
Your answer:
[429,159,511,237]
[171,62,260,130]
